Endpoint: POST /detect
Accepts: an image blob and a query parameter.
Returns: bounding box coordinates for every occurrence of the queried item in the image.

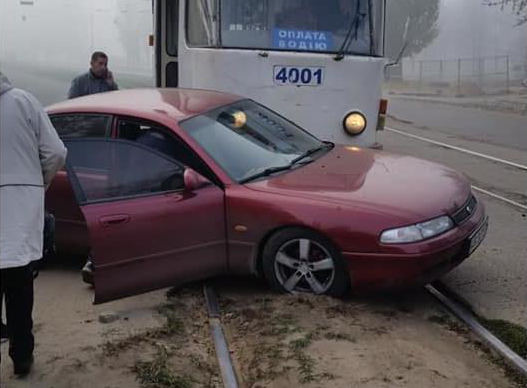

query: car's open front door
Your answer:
[63,138,227,304]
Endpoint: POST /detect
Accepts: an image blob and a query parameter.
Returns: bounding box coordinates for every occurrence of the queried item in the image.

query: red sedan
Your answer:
[45,89,488,304]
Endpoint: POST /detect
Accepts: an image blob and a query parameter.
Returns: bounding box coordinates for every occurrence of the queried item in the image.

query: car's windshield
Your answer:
[179,100,328,182]
[187,0,384,56]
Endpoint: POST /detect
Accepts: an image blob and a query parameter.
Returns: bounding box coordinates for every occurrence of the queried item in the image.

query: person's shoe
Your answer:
[81,259,94,285]
[14,355,34,376]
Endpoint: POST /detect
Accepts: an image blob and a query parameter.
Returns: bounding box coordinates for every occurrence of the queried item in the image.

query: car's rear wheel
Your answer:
[262,228,349,296]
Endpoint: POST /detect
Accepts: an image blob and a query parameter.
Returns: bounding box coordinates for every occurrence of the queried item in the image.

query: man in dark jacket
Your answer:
[68,51,118,99]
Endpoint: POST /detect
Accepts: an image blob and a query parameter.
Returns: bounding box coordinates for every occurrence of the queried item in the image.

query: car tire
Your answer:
[262,228,349,297]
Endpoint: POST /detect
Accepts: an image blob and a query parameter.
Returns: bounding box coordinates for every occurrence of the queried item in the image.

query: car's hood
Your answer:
[245,145,471,221]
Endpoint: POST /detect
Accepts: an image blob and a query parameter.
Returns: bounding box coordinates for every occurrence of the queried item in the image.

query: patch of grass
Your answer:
[103,302,184,357]
[261,313,301,336]
[480,319,527,358]
[427,314,468,334]
[246,343,289,384]
[428,314,448,325]
[323,332,355,342]
[429,314,527,387]
[478,319,527,387]
[288,333,335,384]
[289,333,314,352]
[255,296,274,313]
[133,345,193,388]
[294,352,317,383]
[157,305,185,336]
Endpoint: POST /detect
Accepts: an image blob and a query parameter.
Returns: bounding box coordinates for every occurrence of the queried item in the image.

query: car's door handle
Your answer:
[99,214,130,227]
[165,193,184,201]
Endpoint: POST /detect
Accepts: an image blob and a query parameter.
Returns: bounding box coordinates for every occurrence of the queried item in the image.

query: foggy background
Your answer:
[0,0,153,75]
[0,0,525,89]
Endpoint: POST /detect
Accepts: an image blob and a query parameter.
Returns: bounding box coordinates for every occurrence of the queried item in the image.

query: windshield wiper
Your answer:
[239,165,294,184]
[334,0,366,61]
[239,143,334,184]
[290,143,334,165]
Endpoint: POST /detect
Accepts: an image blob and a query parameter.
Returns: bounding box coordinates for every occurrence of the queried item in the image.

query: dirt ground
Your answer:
[0,258,221,388]
[0,260,520,388]
[217,278,519,388]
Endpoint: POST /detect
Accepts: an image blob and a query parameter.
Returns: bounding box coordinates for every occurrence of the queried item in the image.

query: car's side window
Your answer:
[116,117,216,183]
[65,139,186,203]
[50,114,112,138]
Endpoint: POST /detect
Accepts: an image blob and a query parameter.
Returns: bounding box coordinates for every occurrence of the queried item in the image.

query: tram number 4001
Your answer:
[273,66,324,86]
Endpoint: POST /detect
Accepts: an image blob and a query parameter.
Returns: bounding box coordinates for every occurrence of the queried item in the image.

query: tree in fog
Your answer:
[484,0,527,25]
[385,0,440,60]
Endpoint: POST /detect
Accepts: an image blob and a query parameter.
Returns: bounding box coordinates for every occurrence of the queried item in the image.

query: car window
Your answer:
[117,118,217,183]
[50,114,112,138]
[64,139,185,204]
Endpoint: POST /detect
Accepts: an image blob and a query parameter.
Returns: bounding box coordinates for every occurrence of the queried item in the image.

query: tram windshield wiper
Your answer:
[334,0,367,61]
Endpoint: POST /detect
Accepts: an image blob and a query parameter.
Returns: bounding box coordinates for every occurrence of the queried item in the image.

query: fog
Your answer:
[416,0,526,60]
[0,0,154,75]
[0,0,525,77]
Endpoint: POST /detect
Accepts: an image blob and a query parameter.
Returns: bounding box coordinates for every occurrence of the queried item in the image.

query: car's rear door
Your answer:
[64,138,227,304]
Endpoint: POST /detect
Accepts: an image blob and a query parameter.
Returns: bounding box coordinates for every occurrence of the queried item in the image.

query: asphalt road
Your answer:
[388,97,527,151]
[381,113,527,326]
[2,63,71,106]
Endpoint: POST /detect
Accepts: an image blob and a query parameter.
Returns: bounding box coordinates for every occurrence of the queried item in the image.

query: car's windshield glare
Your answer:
[179,100,325,182]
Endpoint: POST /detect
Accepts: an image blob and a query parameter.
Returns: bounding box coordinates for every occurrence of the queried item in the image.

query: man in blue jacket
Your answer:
[68,51,118,99]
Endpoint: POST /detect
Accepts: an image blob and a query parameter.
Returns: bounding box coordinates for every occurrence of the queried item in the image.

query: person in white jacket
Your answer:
[0,71,67,376]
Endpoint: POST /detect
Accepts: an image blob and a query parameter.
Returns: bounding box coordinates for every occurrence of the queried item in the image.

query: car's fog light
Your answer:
[343,112,366,135]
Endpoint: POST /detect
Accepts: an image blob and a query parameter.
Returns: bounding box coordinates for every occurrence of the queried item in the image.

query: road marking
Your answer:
[426,284,527,376]
[471,186,527,210]
[385,127,527,171]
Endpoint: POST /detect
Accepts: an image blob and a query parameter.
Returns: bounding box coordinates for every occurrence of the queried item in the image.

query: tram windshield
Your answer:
[185,0,385,56]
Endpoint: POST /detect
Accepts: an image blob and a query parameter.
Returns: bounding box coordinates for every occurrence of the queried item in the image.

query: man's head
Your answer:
[90,51,109,77]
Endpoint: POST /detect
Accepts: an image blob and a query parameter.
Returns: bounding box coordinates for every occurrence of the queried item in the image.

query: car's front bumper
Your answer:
[341,200,488,291]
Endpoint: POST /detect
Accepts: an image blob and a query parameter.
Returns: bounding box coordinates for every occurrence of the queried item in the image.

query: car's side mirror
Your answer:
[183,168,211,191]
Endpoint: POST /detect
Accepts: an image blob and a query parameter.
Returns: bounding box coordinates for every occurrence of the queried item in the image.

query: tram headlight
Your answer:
[343,112,367,136]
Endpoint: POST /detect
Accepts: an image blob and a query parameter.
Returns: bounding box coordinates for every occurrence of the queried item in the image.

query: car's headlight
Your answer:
[380,216,454,244]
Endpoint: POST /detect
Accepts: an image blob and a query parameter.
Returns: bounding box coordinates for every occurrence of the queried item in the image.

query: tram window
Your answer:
[219,0,378,55]
[187,0,219,47]
[166,0,179,56]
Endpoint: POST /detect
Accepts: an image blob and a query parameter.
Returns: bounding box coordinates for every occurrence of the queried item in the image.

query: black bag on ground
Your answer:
[43,211,56,258]
[32,211,56,279]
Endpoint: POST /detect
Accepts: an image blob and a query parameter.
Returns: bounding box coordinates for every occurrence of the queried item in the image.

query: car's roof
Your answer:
[46,88,243,122]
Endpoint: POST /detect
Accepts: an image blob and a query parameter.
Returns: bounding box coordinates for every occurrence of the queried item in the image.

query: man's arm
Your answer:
[29,95,67,187]
[106,70,118,91]
[68,77,81,99]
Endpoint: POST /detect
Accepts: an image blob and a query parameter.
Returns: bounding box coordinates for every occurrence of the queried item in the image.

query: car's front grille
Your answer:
[452,195,477,225]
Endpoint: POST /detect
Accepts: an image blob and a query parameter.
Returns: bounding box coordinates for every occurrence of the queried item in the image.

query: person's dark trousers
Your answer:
[0,263,34,368]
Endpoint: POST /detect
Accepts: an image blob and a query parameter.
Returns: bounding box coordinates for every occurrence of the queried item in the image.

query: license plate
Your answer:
[273,66,324,86]
[468,219,488,254]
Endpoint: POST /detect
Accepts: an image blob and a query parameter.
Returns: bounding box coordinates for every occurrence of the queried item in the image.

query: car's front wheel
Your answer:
[262,228,349,296]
